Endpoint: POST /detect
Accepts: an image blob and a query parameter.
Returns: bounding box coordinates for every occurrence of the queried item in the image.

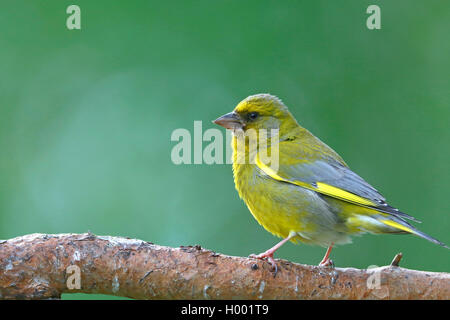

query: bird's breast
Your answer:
[233,161,322,239]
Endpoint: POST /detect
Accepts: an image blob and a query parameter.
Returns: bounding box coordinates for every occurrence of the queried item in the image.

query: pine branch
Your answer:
[0,233,448,299]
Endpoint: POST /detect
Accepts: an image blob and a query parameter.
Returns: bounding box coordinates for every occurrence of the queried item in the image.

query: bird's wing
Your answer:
[255,140,420,222]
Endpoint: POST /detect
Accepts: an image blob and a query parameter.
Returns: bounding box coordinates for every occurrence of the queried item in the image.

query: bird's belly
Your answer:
[238,174,341,243]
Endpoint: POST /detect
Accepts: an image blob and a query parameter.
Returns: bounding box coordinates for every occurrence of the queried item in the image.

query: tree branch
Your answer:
[0,233,448,299]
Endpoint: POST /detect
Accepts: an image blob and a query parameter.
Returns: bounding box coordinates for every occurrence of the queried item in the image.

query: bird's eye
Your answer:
[248,112,259,121]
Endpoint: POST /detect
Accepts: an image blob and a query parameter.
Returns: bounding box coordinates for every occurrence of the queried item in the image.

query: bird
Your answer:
[213,93,448,271]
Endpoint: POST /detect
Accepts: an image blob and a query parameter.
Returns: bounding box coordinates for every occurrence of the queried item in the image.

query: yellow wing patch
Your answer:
[255,153,376,207]
[379,219,415,234]
[314,182,375,206]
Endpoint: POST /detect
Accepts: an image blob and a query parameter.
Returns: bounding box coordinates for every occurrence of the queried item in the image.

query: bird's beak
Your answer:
[213,112,244,130]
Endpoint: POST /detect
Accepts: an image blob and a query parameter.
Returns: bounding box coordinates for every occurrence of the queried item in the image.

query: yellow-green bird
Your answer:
[214,93,448,270]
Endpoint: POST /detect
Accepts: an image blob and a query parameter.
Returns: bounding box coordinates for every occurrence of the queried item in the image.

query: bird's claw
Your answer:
[249,252,278,277]
[318,258,335,269]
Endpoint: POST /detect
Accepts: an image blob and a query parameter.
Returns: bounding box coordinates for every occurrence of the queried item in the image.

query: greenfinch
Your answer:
[214,94,448,270]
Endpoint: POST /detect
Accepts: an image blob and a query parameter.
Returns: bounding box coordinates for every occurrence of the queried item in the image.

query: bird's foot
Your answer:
[248,235,296,277]
[249,251,278,276]
[318,258,335,268]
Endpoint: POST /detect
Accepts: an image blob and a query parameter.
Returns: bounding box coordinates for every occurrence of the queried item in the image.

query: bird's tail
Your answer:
[379,217,449,249]
[409,227,449,249]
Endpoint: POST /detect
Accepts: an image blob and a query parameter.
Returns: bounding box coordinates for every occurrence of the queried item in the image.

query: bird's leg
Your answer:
[249,233,296,274]
[318,243,334,267]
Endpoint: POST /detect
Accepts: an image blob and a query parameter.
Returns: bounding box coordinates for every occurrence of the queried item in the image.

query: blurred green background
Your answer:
[0,1,449,299]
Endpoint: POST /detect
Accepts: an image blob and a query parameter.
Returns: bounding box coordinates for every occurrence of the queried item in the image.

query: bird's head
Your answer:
[213,94,298,136]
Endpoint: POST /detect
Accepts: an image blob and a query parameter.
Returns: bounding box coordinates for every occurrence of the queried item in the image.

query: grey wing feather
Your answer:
[282,158,421,223]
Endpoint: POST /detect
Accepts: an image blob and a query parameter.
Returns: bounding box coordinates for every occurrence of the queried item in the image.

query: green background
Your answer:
[1,1,449,299]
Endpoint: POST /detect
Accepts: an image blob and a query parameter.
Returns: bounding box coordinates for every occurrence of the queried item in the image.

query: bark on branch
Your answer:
[0,233,448,299]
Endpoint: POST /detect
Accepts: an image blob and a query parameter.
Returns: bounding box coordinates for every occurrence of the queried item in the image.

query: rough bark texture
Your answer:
[0,233,448,300]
